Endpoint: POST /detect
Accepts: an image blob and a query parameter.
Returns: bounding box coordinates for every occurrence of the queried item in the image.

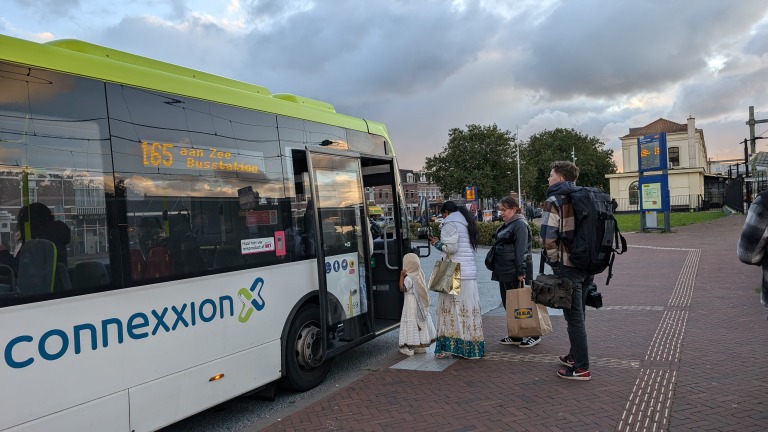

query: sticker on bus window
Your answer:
[274,231,286,256]
[246,210,278,226]
[241,237,275,254]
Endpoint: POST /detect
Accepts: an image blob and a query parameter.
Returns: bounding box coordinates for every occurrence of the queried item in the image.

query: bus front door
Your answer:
[306,150,374,356]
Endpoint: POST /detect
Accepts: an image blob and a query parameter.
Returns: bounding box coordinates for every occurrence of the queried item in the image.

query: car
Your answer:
[375,216,394,227]
[435,216,444,224]
[534,208,542,218]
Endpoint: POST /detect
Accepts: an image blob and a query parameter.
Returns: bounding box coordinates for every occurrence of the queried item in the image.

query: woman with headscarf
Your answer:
[398,253,436,355]
[429,201,484,359]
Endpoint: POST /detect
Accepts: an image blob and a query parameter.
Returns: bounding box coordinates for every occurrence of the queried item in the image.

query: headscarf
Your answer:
[403,253,429,309]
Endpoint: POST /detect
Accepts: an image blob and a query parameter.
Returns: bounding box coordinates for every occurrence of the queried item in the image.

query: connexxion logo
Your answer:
[3,277,267,369]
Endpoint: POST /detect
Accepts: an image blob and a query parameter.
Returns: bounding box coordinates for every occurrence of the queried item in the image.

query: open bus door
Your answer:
[305,149,377,360]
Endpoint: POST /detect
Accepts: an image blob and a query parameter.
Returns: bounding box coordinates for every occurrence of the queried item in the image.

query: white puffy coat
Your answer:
[439,211,476,279]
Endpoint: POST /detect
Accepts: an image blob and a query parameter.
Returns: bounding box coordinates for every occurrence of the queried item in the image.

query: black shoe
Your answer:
[518,337,541,348]
[500,336,523,345]
[558,354,574,367]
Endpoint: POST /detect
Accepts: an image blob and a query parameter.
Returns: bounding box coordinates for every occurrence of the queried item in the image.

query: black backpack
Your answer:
[557,187,627,284]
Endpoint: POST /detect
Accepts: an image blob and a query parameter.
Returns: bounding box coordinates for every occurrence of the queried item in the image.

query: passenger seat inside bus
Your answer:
[16,239,70,294]
[129,248,146,280]
[144,246,173,279]
[0,264,17,296]
[71,261,110,290]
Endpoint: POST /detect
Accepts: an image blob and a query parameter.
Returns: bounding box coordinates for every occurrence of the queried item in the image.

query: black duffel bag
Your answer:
[531,274,573,310]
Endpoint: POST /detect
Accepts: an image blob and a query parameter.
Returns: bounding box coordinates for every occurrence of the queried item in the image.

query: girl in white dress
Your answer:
[398,253,436,355]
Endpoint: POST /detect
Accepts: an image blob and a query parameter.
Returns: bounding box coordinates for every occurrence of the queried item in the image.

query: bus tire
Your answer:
[283,304,332,391]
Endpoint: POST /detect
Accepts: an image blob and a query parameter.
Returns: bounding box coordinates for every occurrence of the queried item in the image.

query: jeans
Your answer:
[562,267,592,370]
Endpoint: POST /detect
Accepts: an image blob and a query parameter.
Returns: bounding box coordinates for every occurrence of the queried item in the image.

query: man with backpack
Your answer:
[540,160,594,381]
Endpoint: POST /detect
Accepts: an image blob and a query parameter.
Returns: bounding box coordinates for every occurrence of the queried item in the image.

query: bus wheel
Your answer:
[284,304,332,391]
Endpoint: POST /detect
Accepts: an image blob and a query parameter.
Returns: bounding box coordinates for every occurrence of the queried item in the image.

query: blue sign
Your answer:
[638,133,668,172]
[639,174,670,212]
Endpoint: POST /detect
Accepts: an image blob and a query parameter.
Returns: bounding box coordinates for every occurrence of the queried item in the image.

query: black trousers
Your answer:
[498,281,519,309]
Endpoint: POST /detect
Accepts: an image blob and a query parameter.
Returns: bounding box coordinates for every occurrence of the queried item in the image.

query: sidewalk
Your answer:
[259,215,768,431]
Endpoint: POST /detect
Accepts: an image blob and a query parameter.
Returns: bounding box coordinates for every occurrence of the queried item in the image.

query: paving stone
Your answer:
[259,216,768,432]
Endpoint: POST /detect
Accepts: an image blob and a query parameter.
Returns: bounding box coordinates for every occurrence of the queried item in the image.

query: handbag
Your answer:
[531,274,573,310]
[428,259,461,295]
[484,246,496,271]
[506,285,553,337]
[532,211,574,310]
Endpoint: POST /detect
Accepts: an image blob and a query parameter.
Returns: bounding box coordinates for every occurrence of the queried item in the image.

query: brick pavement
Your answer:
[259,215,768,432]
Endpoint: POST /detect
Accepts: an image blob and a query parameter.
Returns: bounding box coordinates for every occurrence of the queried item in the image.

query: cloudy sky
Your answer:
[3,0,768,171]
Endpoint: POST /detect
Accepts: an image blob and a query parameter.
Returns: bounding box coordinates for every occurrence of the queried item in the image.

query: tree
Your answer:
[424,124,518,199]
[520,128,617,202]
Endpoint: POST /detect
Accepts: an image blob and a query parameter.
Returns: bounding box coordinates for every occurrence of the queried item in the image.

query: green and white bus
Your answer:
[0,34,420,431]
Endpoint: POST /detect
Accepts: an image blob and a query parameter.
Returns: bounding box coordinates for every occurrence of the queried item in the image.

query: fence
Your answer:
[613,194,709,213]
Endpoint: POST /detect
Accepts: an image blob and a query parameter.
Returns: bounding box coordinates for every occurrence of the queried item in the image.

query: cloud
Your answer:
[11,0,81,21]
[94,14,245,78]
[508,1,767,100]
[6,0,768,171]
[237,0,505,101]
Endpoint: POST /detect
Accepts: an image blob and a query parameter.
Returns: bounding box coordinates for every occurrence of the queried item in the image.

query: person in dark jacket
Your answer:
[737,189,768,311]
[541,161,592,381]
[525,204,535,222]
[491,196,539,348]
[17,202,71,266]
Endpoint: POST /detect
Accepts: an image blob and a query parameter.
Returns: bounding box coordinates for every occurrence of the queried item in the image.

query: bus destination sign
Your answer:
[141,141,261,173]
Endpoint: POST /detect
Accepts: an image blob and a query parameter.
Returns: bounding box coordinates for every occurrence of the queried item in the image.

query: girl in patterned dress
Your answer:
[429,201,485,359]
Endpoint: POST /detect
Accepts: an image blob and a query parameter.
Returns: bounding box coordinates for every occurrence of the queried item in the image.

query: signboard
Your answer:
[639,174,670,212]
[141,141,263,173]
[641,183,662,210]
[465,186,476,201]
[325,252,363,319]
[637,133,668,172]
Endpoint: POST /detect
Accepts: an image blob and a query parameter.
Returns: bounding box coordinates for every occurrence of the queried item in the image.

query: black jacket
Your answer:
[491,215,532,284]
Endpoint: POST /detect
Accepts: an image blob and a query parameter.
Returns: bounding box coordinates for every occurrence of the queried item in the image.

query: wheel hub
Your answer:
[296,324,322,369]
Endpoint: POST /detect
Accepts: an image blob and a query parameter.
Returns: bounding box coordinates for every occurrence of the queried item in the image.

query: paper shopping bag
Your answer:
[506,286,553,337]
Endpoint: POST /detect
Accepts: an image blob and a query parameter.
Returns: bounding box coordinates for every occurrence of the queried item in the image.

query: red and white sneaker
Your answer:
[557,366,591,381]
[558,354,575,367]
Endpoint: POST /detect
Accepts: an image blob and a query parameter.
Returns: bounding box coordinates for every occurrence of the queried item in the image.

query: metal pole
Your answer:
[515,126,522,205]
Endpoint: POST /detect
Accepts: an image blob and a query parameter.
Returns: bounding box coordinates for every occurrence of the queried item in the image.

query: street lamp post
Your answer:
[744,137,767,208]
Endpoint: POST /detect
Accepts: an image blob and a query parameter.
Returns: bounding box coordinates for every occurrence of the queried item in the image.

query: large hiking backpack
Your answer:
[559,187,627,284]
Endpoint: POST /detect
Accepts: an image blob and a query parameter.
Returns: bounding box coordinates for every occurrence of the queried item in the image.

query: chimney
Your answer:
[687,116,697,168]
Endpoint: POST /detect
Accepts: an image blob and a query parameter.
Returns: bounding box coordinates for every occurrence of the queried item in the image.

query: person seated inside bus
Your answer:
[17,202,71,267]
[138,216,166,256]
[1,203,72,292]
[0,241,18,287]
[167,212,206,274]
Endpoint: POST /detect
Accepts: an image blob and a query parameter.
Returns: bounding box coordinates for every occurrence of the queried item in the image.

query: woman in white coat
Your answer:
[429,201,484,359]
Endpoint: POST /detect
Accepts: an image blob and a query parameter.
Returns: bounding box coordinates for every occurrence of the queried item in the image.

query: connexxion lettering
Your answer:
[4,296,236,369]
